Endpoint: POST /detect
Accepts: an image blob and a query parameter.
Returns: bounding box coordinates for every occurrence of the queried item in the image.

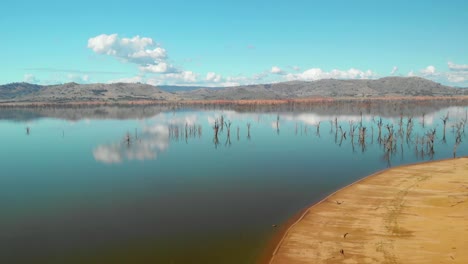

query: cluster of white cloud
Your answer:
[93,124,169,164]
[23,73,90,84]
[285,68,375,81]
[23,74,38,83]
[420,65,436,75]
[87,34,167,66]
[270,66,285,75]
[403,62,468,84]
[446,62,468,83]
[88,34,201,85]
[448,61,468,71]
[86,33,468,87]
[205,72,222,82]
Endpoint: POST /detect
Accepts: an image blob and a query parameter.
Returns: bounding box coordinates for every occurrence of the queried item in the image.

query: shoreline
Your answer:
[1,96,468,108]
[264,157,468,264]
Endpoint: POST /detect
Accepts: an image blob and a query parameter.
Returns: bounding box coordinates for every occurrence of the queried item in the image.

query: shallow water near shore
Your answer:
[0,105,467,263]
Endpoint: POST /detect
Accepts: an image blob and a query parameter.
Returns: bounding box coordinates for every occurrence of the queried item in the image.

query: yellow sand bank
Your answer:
[269,158,468,264]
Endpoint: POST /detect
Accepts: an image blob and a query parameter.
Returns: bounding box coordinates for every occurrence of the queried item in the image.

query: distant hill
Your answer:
[157,85,223,93]
[0,82,42,99]
[0,77,466,103]
[0,82,178,102]
[181,77,468,100]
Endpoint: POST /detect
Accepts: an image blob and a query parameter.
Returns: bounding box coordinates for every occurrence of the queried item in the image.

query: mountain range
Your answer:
[0,77,467,103]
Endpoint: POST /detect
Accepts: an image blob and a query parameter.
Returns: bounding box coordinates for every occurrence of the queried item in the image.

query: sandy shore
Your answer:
[268,157,468,264]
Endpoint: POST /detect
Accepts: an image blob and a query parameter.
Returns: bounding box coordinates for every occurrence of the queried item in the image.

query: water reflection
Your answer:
[1,104,468,264]
[91,107,467,167]
[93,124,169,163]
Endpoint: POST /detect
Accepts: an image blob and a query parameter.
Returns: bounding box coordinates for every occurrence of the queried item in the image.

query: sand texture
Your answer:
[269,158,468,264]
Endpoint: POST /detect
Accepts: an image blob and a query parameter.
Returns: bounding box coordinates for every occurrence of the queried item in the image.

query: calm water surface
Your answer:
[0,105,467,263]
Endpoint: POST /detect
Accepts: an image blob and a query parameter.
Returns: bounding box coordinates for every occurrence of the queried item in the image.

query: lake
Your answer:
[0,103,467,263]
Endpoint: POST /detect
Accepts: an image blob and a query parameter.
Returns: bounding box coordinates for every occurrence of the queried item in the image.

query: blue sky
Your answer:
[1,0,468,86]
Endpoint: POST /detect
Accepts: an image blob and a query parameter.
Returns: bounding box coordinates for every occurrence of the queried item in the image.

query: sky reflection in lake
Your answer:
[0,106,467,263]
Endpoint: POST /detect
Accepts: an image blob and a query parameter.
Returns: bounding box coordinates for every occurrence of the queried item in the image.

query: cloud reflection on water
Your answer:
[93,124,169,164]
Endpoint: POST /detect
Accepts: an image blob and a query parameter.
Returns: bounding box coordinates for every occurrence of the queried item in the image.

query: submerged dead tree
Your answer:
[276,114,280,135]
[225,120,232,146]
[441,112,449,143]
[315,121,321,137]
[220,115,224,132]
[421,113,426,128]
[125,132,131,147]
[377,118,383,143]
[406,117,413,144]
[426,128,436,158]
[213,119,220,148]
[359,126,367,152]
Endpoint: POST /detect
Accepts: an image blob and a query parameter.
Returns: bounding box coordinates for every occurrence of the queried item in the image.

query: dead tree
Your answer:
[360,111,363,127]
[425,128,436,157]
[339,125,346,140]
[276,114,280,135]
[421,113,426,128]
[398,113,404,138]
[334,117,338,133]
[359,126,367,152]
[315,121,321,137]
[406,117,413,143]
[247,122,251,140]
[220,115,224,132]
[213,120,220,148]
[349,123,357,144]
[441,112,449,142]
[125,132,131,147]
[377,118,383,143]
[225,120,232,146]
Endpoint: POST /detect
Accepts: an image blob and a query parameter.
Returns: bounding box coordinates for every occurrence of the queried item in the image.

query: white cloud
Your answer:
[285,68,375,81]
[447,74,466,83]
[88,34,166,64]
[67,74,90,83]
[167,71,198,83]
[146,71,198,85]
[271,66,284,75]
[206,72,222,82]
[406,64,468,84]
[108,76,143,84]
[88,34,175,74]
[448,61,468,71]
[420,65,436,75]
[23,74,39,83]
[93,124,169,164]
[390,66,398,75]
[140,62,178,73]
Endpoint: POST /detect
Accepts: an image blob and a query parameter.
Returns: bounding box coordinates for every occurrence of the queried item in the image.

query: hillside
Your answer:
[0,82,178,102]
[0,77,466,103]
[181,77,467,100]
